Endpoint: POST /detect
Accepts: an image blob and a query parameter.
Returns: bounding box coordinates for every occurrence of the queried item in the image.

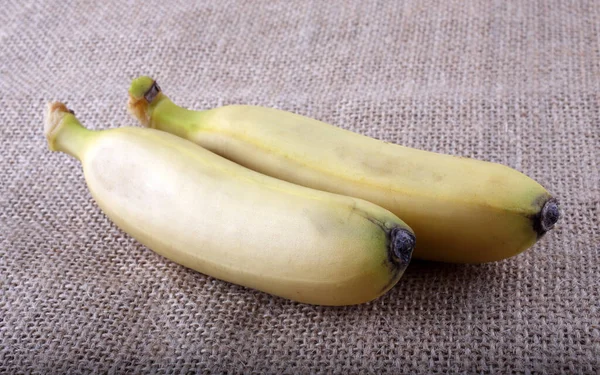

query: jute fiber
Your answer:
[1,1,599,373]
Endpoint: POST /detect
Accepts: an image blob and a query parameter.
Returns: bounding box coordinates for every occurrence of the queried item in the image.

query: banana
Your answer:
[45,102,415,306]
[127,76,559,264]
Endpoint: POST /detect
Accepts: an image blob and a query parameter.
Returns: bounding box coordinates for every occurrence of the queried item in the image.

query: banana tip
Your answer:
[537,198,560,234]
[390,227,416,266]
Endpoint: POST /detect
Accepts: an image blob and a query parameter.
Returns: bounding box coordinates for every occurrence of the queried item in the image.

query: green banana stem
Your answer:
[128,77,203,140]
[44,102,96,160]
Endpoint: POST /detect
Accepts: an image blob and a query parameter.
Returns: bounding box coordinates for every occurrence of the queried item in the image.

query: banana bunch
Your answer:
[45,76,559,305]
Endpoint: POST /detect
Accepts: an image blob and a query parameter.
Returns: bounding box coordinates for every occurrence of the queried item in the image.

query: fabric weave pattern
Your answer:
[1,1,599,373]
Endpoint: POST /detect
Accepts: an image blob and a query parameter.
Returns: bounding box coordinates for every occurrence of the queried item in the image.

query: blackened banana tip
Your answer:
[144,81,161,103]
[539,198,560,233]
[533,198,560,237]
[390,227,416,265]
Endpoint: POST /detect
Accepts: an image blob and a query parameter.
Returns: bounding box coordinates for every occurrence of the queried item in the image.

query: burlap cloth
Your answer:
[1,1,599,373]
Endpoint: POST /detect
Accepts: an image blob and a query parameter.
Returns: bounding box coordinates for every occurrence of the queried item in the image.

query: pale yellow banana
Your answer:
[128,76,559,264]
[45,102,415,306]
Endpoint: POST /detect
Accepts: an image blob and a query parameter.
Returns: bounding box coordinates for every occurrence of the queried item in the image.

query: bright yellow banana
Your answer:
[128,76,559,263]
[45,102,415,306]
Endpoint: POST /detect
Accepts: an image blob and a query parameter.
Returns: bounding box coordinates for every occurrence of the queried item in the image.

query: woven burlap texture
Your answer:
[1,1,599,373]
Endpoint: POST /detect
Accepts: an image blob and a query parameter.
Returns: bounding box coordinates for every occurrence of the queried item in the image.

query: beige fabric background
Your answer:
[1,1,599,373]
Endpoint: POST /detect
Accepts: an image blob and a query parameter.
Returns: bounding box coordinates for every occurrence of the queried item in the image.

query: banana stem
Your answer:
[150,97,199,139]
[127,76,207,139]
[44,102,95,160]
